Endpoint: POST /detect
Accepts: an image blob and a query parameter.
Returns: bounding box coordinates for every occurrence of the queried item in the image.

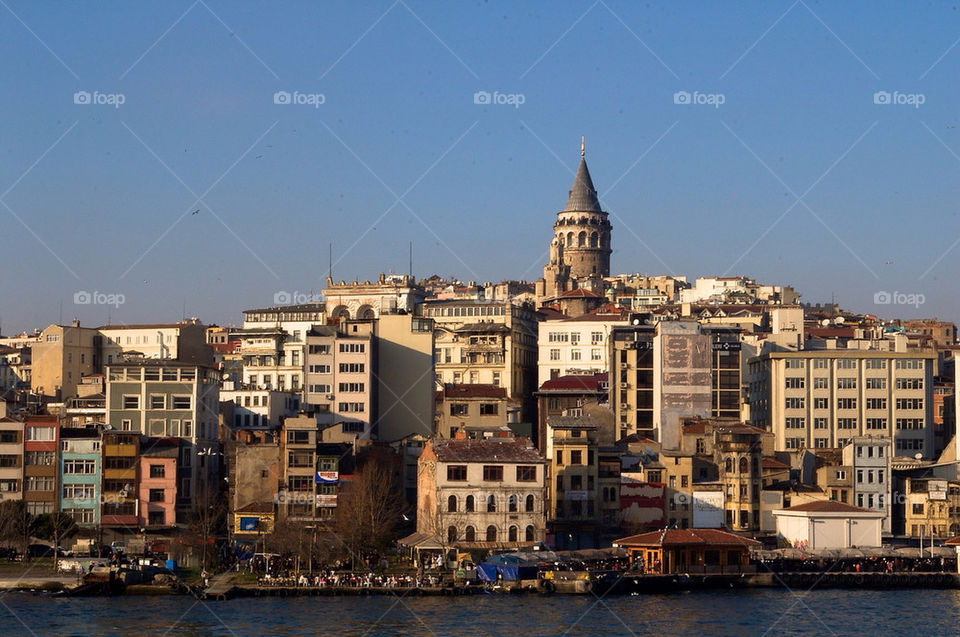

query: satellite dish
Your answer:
[914,453,923,460]
[834,317,845,325]
[633,319,640,325]
[820,319,830,327]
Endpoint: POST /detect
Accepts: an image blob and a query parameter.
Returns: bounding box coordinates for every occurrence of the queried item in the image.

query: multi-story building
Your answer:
[30,321,100,401]
[104,362,220,513]
[420,299,537,423]
[323,274,426,319]
[237,327,304,396]
[842,436,892,534]
[278,415,319,521]
[0,406,23,501]
[59,428,101,529]
[535,373,609,451]
[748,350,936,457]
[537,307,631,385]
[139,439,179,530]
[435,384,513,439]
[221,384,300,434]
[903,477,960,539]
[417,437,547,548]
[23,415,59,515]
[373,314,435,442]
[100,432,139,537]
[97,320,212,366]
[610,322,742,446]
[545,413,607,549]
[304,322,374,437]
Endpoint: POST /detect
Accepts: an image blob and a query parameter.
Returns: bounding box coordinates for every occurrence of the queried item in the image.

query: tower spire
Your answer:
[581,135,585,158]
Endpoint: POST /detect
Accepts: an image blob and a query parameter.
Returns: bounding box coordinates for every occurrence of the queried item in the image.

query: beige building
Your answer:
[420,299,537,423]
[304,322,374,438]
[537,308,631,386]
[904,477,960,539]
[30,321,100,400]
[374,314,435,442]
[323,274,426,319]
[435,384,514,439]
[98,320,212,366]
[748,350,936,457]
[0,405,23,500]
[417,437,547,548]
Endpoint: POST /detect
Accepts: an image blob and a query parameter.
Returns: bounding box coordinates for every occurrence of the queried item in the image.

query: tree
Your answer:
[0,500,36,558]
[266,519,342,573]
[335,453,406,562]
[35,512,78,570]
[188,487,227,569]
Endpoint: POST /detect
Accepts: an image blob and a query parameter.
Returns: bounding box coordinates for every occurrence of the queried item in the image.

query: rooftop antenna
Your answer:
[58,300,62,326]
[581,135,585,159]
[409,241,413,277]
[328,243,333,281]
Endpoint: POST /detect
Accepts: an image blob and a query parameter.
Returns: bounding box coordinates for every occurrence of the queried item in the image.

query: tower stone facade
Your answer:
[537,140,612,303]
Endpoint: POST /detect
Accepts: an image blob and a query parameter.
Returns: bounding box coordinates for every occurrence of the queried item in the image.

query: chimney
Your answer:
[71,318,80,328]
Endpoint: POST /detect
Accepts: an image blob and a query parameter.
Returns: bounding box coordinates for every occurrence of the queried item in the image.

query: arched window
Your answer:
[508,526,518,542]
[508,494,518,512]
[739,457,748,474]
[590,232,598,247]
[448,495,457,512]
[486,525,497,542]
[578,231,586,246]
[447,526,457,543]
[466,495,474,512]
[465,526,475,542]
[566,231,574,246]
[525,525,535,542]
[487,494,496,513]
[525,494,535,512]
[724,458,732,473]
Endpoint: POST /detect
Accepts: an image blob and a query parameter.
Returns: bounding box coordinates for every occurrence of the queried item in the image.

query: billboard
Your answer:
[929,480,948,501]
[316,494,338,507]
[620,476,665,529]
[692,490,725,528]
[239,516,259,531]
[315,471,339,484]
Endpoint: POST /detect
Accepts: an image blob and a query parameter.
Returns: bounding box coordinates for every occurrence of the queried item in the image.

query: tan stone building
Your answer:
[420,299,536,423]
[748,349,936,457]
[435,384,515,439]
[323,274,426,319]
[417,437,547,549]
[904,476,960,539]
[30,321,100,401]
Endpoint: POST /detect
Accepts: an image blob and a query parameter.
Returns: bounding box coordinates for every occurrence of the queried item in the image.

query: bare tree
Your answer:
[0,500,36,559]
[335,453,406,561]
[188,488,227,569]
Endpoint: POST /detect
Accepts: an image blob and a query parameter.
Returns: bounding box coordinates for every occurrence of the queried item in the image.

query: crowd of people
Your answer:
[257,571,444,588]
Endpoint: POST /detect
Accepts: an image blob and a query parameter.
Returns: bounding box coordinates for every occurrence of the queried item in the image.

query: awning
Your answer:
[397,532,444,550]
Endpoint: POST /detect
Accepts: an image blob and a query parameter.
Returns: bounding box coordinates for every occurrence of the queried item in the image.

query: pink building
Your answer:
[139,439,178,529]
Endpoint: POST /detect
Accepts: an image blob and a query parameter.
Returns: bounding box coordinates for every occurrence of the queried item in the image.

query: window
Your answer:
[837,418,857,429]
[785,397,804,409]
[865,359,886,369]
[896,398,923,410]
[26,476,55,491]
[866,398,887,410]
[486,525,497,542]
[149,489,165,503]
[287,430,310,445]
[525,525,535,542]
[895,359,922,370]
[150,464,165,478]
[63,459,96,474]
[813,417,828,429]
[813,359,828,369]
[785,438,802,450]
[866,377,887,390]
[448,495,457,512]
[813,378,828,390]
[525,494,535,512]
[288,451,313,468]
[450,404,468,416]
[480,403,498,416]
[508,495,518,512]
[571,450,583,465]
[483,465,503,482]
[486,495,496,513]
[338,402,365,413]
[309,365,331,374]
[508,525,518,542]
[466,496,475,512]
[517,466,536,482]
[26,427,55,441]
[465,526,475,542]
[837,398,857,410]
[896,378,924,390]
[338,363,365,373]
[447,465,467,481]
[785,417,805,429]
[785,359,805,369]
[447,526,458,543]
[896,418,924,430]
[62,484,95,500]
[122,395,140,410]
[785,377,805,389]
[171,396,191,410]
[591,349,602,361]
[549,349,560,361]
[150,395,165,409]
[338,383,365,393]
[287,476,312,492]
[338,343,365,353]
[837,359,856,369]
[837,377,857,389]
[866,418,887,430]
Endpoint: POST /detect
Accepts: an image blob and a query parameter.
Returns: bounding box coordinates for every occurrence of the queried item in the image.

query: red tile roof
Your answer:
[762,457,790,470]
[559,288,602,299]
[538,373,607,392]
[429,438,545,463]
[442,384,507,399]
[615,528,761,548]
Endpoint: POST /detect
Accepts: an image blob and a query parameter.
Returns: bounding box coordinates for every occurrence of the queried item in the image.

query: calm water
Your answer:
[1,589,958,636]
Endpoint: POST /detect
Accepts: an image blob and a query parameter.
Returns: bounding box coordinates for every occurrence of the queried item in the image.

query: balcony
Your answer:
[104,444,136,456]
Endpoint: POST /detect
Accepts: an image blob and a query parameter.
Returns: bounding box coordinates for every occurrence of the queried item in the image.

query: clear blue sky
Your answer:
[1,1,959,333]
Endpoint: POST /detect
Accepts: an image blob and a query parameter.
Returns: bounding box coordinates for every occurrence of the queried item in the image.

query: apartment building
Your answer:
[304,323,374,437]
[420,299,537,423]
[237,327,304,396]
[139,439,179,530]
[748,350,936,457]
[97,320,212,366]
[100,432,139,537]
[59,428,101,529]
[23,416,59,515]
[278,415,319,521]
[535,373,609,451]
[435,384,512,439]
[610,322,742,446]
[0,407,23,501]
[104,362,220,512]
[30,322,100,401]
[221,384,300,433]
[373,314,435,442]
[545,414,604,549]
[903,477,960,539]
[537,308,631,385]
[841,436,892,534]
[417,437,547,548]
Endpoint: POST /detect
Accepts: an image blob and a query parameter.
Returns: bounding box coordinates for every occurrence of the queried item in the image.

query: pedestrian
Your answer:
[202,568,210,587]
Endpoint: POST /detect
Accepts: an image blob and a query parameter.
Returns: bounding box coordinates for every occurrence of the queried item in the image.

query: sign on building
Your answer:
[315,471,339,484]
[316,494,338,507]
[692,490,724,528]
[929,480,948,501]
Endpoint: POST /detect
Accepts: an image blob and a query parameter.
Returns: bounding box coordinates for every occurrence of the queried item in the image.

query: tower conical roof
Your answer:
[564,158,602,213]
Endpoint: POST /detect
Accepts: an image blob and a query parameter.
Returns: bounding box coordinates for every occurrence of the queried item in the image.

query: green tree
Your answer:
[0,500,36,558]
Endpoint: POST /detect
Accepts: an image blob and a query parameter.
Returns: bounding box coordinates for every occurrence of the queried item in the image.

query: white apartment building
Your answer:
[537,310,631,386]
[221,384,300,432]
[748,350,935,458]
[304,323,374,438]
[842,436,892,534]
[98,320,211,365]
